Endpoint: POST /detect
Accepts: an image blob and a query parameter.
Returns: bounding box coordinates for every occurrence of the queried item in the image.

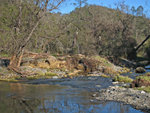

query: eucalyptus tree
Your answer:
[0,0,65,72]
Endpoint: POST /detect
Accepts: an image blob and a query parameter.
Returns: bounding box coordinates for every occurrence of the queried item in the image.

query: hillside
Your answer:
[0,4,150,59]
[30,5,150,58]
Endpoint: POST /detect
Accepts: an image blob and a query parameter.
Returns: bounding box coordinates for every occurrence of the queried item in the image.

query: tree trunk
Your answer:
[7,0,64,74]
[9,50,24,67]
[8,21,40,75]
[8,49,24,74]
[135,35,150,51]
[8,18,41,73]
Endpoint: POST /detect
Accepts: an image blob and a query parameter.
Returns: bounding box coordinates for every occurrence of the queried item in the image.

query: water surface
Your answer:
[0,77,145,113]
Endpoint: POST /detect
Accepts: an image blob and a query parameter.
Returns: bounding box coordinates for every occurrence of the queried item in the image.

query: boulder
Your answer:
[46,56,57,64]
[135,67,146,73]
[21,55,58,69]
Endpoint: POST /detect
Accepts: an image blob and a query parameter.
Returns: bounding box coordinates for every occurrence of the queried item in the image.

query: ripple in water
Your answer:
[0,81,144,113]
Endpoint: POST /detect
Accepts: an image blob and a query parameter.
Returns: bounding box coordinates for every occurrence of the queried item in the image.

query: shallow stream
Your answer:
[0,76,145,113]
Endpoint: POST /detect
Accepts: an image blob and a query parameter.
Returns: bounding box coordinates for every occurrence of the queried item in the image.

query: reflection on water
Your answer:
[0,82,144,113]
[145,65,150,69]
[145,65,150,73]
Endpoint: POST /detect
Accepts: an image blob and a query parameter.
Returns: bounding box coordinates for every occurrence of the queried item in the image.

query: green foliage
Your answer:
[0,75,20,82]
[0,53,9,57]
[44,72,57,76]
[0,1,40,54]
[113,75,133,83]
[100,74,110,78]
[136,74,150,82]
[0,2,149,58]
[26,72,58,80]
[135,86,150,93]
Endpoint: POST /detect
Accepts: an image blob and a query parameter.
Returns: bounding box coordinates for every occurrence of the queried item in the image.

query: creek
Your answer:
[0,75,145,113]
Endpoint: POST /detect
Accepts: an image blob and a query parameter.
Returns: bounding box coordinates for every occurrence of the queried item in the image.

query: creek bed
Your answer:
[0,76,145,113]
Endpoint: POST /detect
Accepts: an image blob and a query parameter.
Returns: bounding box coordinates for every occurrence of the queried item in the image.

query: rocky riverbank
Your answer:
[0,53,129,81]
[1,52,150,112]
[92,86,150,113]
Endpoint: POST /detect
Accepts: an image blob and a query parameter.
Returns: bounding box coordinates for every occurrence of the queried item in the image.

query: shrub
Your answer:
[113,75,133,83]
[100,74,110,78]
[135,86,150,93]
[44,72,57,76]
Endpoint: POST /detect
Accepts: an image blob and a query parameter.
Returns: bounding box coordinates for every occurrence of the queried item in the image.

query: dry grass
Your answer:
[91,55,112,67]
[26,72,58,80]
[0,75,20,82]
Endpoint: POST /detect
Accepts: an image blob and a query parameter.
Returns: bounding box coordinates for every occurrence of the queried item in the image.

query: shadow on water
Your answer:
[0,77,145,113]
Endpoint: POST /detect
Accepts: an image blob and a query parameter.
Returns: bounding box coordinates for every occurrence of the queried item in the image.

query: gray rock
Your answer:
[52,76,59,79]
[112,81,119,84]
[135,67,146,73]
[90,99,94,102]
[92,94,97,97]
[93,86,150,112]
[141,91,146,94]
[96,85,101,87]
[95,97,101,100]
[20,66,47,74]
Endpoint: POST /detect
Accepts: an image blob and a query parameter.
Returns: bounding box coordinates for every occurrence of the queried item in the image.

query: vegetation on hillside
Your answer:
[0,1,150,58]
[0,0,150,76]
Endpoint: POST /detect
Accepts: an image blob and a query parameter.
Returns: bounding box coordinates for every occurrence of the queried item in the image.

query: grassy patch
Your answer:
[0,75,20,82]
[103,67,118,75]
[44,72,57,76]
[136,75,150,82]
[0,78,18,82]
[0,71,58,81]
[134,86,150,93]
[118,67,130,74]
[100,74,110,78]
[26,75,43,80]
[26,72,58,80]
[91,55,112,67]
[113,75,133,83]
[0,53,9,58]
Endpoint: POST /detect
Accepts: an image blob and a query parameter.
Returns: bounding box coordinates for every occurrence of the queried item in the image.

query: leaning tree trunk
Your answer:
[8,20,41,74]
[8,50,24,74]
[127,35,150,60]
[9,50,24,67]
[7,0,64,74]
